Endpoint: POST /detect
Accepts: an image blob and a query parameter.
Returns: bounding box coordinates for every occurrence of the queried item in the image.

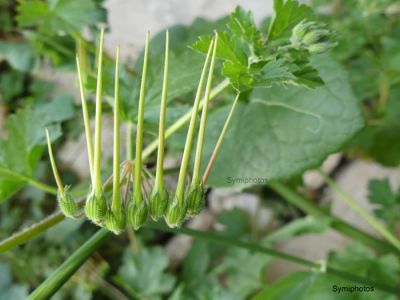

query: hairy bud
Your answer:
[85,192,107,225]
[149,190,169,221]
[165,197,187,228]
[186,184,205,217]
[127,200,148,230]
[104,208,126,235]
[290,20,336,54]
[58,187,79,219]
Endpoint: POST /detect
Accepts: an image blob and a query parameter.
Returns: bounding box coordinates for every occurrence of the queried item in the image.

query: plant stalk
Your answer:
[203,93,240,184]
[192,33,218,185]
[153,31,169,193]
[93,28,105,194]
[112,46,121,212]
[133,31,150,205]
[45,129,64,193]
[175,37,215,204]
[76,54,94,180]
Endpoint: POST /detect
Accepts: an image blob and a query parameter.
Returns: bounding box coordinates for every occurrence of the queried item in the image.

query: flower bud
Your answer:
[149,189,169,221]
[308,42,334,54]
[104,208,126,235]
[165,197,187,228]
[127,200,148,230]
[85,192,107,225]
[290,20,310,45]
[58,187,79,219]
[186,184,205,217]
[303,29,330,46]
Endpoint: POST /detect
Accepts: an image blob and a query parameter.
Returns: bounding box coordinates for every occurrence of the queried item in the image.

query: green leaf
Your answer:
[181,240,210,282]
[203,54,364,187]
[267,0,314,42]
[0,262,28,300]
[17,0,100,35]
[114,246,176,299]
[0,41,36,72]
[0,70,25,103]
[0,95,74,201]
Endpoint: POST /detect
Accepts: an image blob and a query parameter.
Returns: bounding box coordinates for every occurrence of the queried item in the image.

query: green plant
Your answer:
[1,1,400,299]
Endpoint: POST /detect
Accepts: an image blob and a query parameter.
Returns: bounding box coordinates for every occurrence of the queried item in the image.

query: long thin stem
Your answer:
[175,38,215,204]
[203,93,240,183]
[148,223,399,295]
[192,33,218,185]
[154,31,169,193]
[112,47,121,212]
[45,129,64,194]
[126,123,133,161]
[134,31,150,204]
[28,229,110,300]
[320,171,400,251]
[93,28,105,194]
[268,181,399,254]
[76,55,94,180]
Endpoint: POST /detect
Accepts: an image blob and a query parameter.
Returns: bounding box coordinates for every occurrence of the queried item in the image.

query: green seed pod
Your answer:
[85,192,107,224]
[104,208,126,235]
[149,189,169,221]
[127,200,148,230]
[58,187,79,219]
[186,184,205,217]
[165,197,187,228]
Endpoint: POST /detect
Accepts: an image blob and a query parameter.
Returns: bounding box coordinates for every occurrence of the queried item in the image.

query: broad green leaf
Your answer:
[114,247,176,299]
[203,54,364,187]
[0,95,74,201]
[181,240,210,282]
[0,70,25,103]
[0,41,36,72]
[17,0,101,35]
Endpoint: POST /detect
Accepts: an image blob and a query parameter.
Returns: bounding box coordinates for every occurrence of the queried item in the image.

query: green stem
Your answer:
[28,229,110,300]
[203,93,240,184]
[45,129,64,193]
[192,33,218,185]
[126,123,133,161]
[148,223,399,295]
[0,211,65,253]
[134,31,150,204]
[93,28,105,194]
[76,55,94,180]
[154,31,169,193]
[320,171,400,251]
[268,181,399,254]
[175,38,215,204]
[112,47,121,212]
[0,169,57,196]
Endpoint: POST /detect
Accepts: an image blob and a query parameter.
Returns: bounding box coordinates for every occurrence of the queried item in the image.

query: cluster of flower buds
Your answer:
[290,20,337,54]
[47,29,222,234]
